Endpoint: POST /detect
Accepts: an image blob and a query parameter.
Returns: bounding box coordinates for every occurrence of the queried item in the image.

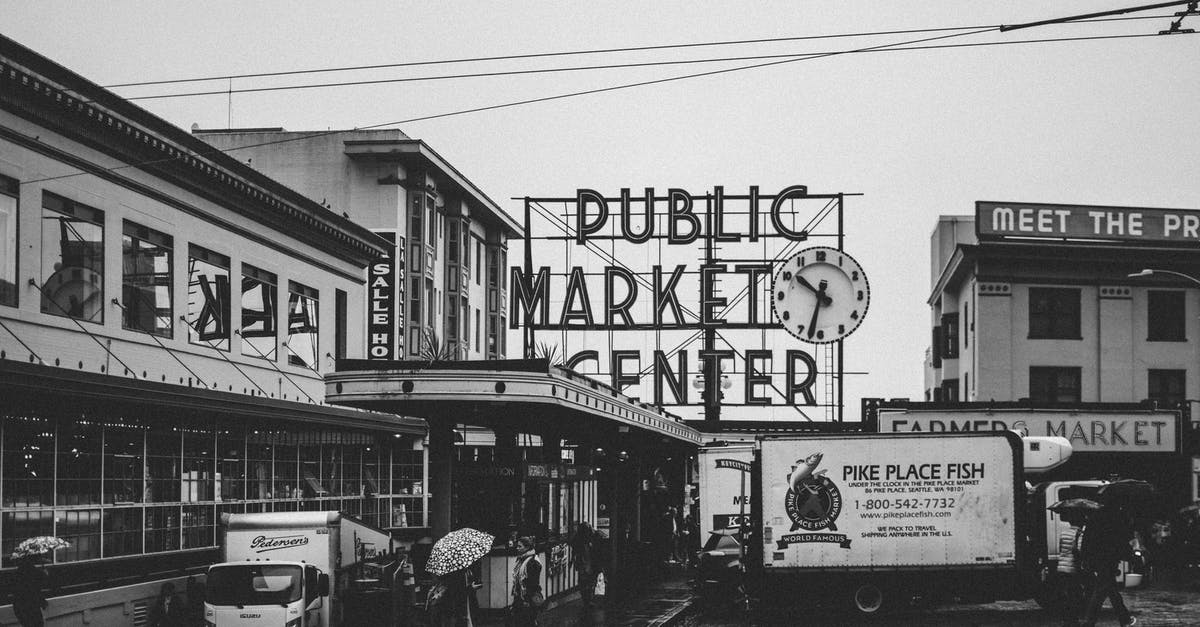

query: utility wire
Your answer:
[22,26,997,186]
[120,29,1191,103]
[102,13,1171,90]
[24,25,1192,187]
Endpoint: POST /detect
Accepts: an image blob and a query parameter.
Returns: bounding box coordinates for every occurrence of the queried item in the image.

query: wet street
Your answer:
[692,584,1200,626]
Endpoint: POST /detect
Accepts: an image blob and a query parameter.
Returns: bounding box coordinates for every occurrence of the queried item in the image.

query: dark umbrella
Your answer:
[1049,498,1103,513]
[1096,479,1155,509]
[425,528,495,576]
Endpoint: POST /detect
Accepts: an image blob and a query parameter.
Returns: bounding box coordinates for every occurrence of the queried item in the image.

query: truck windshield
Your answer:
[207,564,303,606]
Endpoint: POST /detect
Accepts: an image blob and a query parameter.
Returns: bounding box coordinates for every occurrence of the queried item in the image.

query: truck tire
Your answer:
[851,581,887,615]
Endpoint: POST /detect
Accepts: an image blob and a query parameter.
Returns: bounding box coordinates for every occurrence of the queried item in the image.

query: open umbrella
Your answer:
[11,535,69,559]
[1096,479,1155,509]
[425,528,495,576]
[1048,498,1102,513]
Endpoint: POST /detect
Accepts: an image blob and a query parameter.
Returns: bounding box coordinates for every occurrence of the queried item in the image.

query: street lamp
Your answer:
[1128,268,1200,287]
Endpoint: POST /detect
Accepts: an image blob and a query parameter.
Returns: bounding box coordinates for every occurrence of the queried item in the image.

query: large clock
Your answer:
[771,246,870,343]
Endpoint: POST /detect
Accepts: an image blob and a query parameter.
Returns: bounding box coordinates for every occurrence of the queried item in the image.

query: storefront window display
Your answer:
[0,406,428,567]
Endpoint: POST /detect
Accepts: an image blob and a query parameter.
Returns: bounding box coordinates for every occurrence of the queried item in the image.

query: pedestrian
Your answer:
[569,521,597,607]
[11,555,49,627]
[148,582,186,627]
[426,568,477,627]
[509,536,544,627]
[1057,513,1088,626]
[1077,506,1137,627]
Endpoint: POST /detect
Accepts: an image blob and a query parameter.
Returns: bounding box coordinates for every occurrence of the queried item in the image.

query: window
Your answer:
[122,222,173,337]
[475,239,482,285]
[1148,290,1186,341]
[2,415,54,507]
[941,379,959,402]
[188,245,231,350]
[474,309,481,353]
[287,281,320,369]
[41,192,104,322]
[1029,366,1082,403]
[335,289,347,360]
[931,326,942,368]
[1148,369,1186,405]
[963,302,969,349]
[1029,287,1081,339]
[241,264,278,359]
[0,174,17,306]
[941,312,959,359]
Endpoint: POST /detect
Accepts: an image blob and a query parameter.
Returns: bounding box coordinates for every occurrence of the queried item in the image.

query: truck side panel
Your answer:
[224,527,335,574]
[759,433,1019,570]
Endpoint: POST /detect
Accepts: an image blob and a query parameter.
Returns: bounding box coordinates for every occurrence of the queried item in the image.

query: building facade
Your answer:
[193,128,522,363]
[0,34,427,625]
[924,202,1200,503]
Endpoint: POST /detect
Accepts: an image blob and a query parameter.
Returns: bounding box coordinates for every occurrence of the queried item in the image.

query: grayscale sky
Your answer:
[5,1,1198,421]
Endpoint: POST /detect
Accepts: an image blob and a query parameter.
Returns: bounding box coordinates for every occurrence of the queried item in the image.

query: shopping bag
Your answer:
[594,571,607,597]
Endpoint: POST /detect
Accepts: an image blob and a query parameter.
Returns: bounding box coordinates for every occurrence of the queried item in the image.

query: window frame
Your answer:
[187,244,232,350]
[1148,368,1186,405]
[40,191,106,324]
[1028,287,1082,340]
[0,173,18,307]
[1147,290,1187,342]
[121,220,174,337]
[1029,366,1082,403]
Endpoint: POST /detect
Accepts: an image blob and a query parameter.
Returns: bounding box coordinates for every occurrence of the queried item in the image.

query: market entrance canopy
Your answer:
[327,359,701,445]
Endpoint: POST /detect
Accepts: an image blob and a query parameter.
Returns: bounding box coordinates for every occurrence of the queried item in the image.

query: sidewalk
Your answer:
[478,564,695,627]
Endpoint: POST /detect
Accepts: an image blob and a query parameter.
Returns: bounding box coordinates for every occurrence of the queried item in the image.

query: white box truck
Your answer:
[204,511,394,627]
[750,431,1028,614]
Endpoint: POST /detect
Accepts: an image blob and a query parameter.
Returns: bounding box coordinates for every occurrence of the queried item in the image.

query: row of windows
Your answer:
[932,367,1187,404]
[0,411,427,565]
[932,286,1188,363]
[0,182,343,370]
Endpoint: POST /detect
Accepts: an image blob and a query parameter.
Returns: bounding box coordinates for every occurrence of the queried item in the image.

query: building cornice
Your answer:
[344,139,523,238]
[0,34,388,266]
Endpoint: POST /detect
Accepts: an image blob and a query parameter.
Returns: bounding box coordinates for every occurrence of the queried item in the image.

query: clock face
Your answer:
[771,246,870,343]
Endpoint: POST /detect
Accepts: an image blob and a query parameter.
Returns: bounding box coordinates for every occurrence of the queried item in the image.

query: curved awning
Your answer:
[327,359,701,446]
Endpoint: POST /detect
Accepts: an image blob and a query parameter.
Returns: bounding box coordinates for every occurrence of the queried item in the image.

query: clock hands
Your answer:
[807,279,829,339]
[795,275,833,306]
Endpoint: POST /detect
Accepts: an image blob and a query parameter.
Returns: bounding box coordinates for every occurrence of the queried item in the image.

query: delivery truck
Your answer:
[204,511,394,627]
[698,431,1031,615]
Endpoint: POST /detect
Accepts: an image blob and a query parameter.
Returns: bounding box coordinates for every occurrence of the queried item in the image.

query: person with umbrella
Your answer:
[1049,498,1100,626]
[424,528,493,627]
[9,536,67,627]
[1075,480,1152,627]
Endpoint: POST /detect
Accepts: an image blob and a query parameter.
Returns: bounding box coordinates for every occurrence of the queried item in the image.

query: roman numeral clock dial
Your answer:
[771,246,870,344]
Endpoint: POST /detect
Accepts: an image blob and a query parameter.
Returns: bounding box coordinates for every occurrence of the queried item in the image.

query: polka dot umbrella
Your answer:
[12,535,69,560]
[425,528,495,576]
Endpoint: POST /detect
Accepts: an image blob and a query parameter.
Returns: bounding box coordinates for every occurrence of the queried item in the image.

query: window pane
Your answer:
[183,425,215,502]
[183,504,215,549]
[242,266,278,359]
[57,509,101,562]
[188,247,231,350]
[0,174,18,307]
[103,507,143,558]
[145,505,180,553]
[146,426,180,503]
[217,424,245,502]
[1,510,54,567]
[2,415,55,507]
[57,419,102,506]
[40,192,104,322]
[122,223,173,337]
[287,285,319,369]
[104,420,145,504]
[1148,290,1186,341]
[1029,287,1080,339]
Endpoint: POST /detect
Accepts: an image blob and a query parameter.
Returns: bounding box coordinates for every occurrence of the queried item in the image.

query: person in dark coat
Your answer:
[509,536,543,627]
[148,582,186,627]
[568,521,597,607]
[426,569,476,627]
[12,556,49,627]
[1077,507,1137,627]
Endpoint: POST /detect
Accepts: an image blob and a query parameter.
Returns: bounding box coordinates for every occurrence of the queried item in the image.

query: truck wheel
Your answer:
[851,582,886,614]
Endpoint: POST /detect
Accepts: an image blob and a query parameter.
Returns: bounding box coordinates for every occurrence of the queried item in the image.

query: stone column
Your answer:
[427,418,454,537]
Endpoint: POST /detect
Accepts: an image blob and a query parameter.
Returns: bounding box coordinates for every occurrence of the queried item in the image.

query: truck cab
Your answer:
[204,561,330,627]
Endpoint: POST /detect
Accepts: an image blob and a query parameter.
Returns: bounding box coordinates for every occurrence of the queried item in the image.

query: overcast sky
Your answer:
[6,1,1199,421]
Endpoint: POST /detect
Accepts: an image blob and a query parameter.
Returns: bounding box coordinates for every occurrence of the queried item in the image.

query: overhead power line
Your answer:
[24,23,1195,187]
[102,13,1171,91]
[119,29,1193,103]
